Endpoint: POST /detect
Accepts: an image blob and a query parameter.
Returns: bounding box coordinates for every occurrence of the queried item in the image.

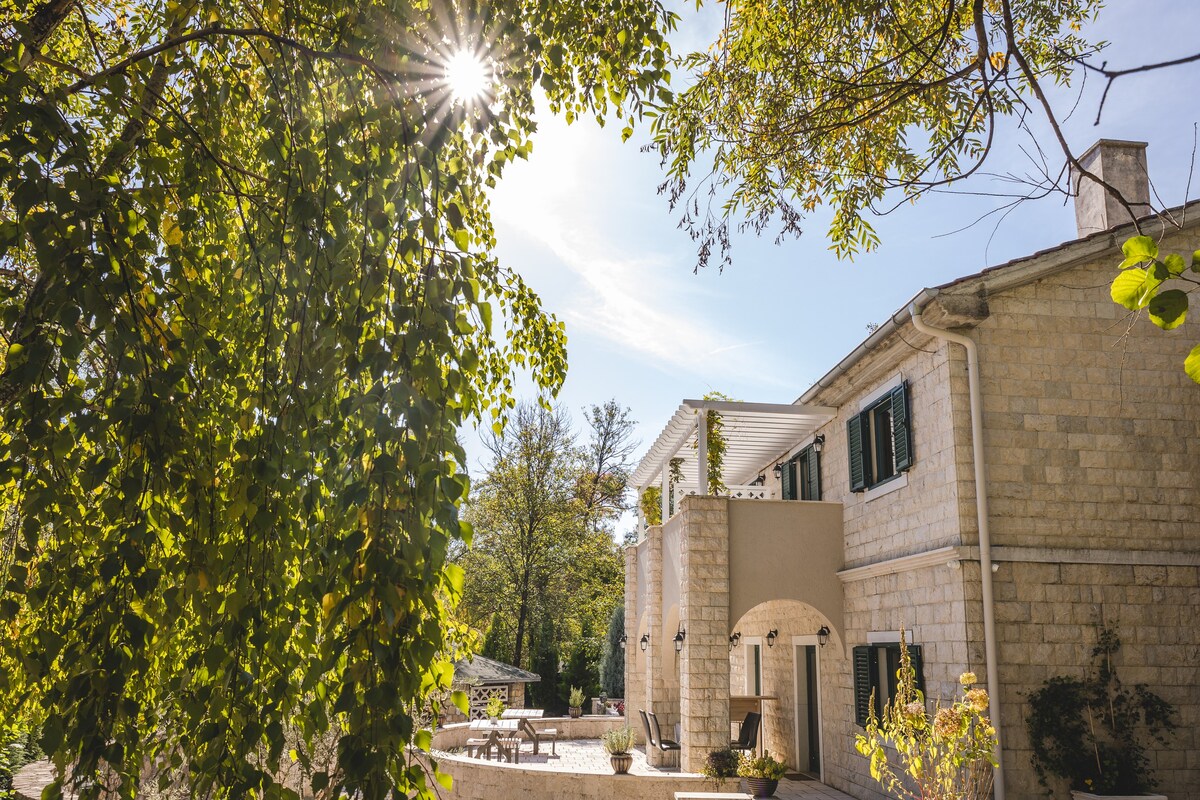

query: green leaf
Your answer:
[1110,268,1159,310]
[1148,289,1188,330]
[451,690,469,715]
[1187,344,1200,384]
[1164,253,1187,275]
[436,771,453,791]
[1119,237,1158,269]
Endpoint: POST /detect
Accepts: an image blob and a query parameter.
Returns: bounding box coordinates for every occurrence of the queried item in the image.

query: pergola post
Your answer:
[696,409,708,496]
[660,465,670,524]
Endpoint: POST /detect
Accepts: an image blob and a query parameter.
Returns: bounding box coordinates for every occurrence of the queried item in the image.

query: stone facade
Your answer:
[627,216,1200,800]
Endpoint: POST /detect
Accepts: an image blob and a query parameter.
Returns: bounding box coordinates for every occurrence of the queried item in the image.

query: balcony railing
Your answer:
[672,485,774,506]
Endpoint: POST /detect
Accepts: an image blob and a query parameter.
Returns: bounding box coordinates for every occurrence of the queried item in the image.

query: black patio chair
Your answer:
[647,710,680,753]
[730,710,760,752]
[639,709,656,749]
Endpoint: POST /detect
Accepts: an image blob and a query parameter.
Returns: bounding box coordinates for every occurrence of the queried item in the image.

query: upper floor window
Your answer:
[847,381,913,492]
[781,443,821,501]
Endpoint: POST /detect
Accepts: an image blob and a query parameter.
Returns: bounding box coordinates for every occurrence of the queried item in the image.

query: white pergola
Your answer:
[631,398,836,526]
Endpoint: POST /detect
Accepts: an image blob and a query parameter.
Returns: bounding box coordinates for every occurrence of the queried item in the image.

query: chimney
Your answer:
[1071,139,1151,238]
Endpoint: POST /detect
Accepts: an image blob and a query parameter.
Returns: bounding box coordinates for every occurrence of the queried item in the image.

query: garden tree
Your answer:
[457,401,627,673]
[560,617,602,705]
[479,612,511,664]
[599,602,625,698]
[577,400,638,531]
[526,616,561,712]
[0,2,674,798]
[652,0,1200,377]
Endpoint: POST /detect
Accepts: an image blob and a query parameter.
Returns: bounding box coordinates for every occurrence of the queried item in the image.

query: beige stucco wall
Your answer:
[728,499,845,636]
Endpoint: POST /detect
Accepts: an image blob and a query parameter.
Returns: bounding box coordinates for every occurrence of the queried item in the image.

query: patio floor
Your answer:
[465,740,854,798]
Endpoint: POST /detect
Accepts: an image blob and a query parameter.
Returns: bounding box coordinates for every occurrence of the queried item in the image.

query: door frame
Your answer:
[791,635,824,779]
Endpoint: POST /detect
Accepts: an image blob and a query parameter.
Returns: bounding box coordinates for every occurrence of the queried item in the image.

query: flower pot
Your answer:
[744,777,779,798]
[1070,793,1167,800]
[609,753,632,774]
[568,706,582,718]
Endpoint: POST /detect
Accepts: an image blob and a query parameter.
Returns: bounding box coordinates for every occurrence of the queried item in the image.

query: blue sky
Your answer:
[468,1,1200,526]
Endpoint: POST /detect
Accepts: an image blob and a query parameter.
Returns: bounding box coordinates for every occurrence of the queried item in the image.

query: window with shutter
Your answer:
[850,380,913,492]
[854,641,926,727]
[847,415,866,492]
[853,645,874,727]
[799,445,820,501]
[781,457,796,500]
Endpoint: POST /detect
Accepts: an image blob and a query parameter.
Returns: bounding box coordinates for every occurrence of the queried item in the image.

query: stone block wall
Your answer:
[835,560,974,800]
[677,495,731,772]
[993,561,1200,800]
[972,232,1200,554]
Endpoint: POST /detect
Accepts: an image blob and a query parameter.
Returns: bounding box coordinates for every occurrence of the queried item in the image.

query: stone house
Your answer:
[624,140,1199,800]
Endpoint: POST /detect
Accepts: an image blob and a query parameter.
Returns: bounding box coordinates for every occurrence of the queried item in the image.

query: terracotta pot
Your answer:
[568,706,582,718]
[1070,792,1166,800]
[609,753,632,774]
[745,777,779,798]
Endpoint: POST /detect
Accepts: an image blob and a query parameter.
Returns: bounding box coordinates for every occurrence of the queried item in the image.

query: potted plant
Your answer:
[601,726,637,774]
[700,747,740,786]
[1026,626,1175,799]
[568,686,585,718]
[738,751,787,798]
[484,696,506,722]
[855,629,997,800]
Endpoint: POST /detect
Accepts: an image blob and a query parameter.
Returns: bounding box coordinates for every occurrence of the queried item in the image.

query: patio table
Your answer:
[501,708,554,755]
[467,718,521,763]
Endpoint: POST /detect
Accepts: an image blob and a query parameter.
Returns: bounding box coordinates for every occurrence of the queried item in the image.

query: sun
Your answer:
[445,49,490,102]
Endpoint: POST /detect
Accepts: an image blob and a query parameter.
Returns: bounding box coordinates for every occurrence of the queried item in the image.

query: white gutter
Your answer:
[908,301,1005,800]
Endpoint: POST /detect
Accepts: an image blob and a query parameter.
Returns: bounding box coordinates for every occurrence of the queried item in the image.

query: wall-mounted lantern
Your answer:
[639,633,649,652]
[766,629,778,648]
[817,626,830,648]
[673,628,686,653]
[728,631,742,651]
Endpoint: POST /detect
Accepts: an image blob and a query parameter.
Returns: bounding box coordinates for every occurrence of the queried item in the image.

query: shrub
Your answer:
[568,686,585,708]
[737,752,787,780]
[1026,626,1175,795]
[855,630,997,800]
[700,747,740,782]
[601,726,637,755]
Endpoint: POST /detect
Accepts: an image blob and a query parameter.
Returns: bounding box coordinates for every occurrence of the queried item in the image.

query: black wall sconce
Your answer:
[817,626,830,648]
[673,627,686,653]
[619,633,628,645]
[766,629,778,648]
[813,434,825,452]
[772,462,783,478]
[728,631,742,651]
[639,633,649,652]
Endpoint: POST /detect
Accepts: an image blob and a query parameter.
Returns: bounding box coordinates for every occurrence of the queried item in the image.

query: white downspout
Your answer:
[909,303,1005,800]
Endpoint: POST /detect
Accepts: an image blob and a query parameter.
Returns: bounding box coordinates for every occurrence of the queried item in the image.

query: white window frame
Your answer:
[743,636,764,696]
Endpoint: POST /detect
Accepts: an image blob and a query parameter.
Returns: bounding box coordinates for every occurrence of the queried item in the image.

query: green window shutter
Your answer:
[781,458,796,500]
[847,414,867,492]
[803,446,821,501]
[891,382,913,472]
[853,645,874,727]
[907,644,926,696]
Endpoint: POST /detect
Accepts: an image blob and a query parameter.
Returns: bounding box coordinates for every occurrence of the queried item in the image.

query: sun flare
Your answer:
[445,50,490,102]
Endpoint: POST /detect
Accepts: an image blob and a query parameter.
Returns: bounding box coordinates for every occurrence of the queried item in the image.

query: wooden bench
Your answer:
[464,737,521,762]
[519,720,558,755]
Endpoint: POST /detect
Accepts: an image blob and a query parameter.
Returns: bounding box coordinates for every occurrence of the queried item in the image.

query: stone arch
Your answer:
[727,599,845,774]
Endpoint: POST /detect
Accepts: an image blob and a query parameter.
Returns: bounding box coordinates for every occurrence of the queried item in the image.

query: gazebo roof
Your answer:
[452,654,541,685]
[631,398,836,490]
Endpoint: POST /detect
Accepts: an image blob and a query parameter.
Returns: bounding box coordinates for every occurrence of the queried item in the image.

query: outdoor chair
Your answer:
[639,709,656,749]
[647,711,681,754]
[521,718,558,756]
[730,711,760,752]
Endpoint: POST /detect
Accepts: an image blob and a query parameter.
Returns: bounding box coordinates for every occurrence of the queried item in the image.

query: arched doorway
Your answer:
[727,599,842,778]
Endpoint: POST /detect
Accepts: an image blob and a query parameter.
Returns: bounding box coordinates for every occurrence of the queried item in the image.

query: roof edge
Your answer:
[797,201,1200,405]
